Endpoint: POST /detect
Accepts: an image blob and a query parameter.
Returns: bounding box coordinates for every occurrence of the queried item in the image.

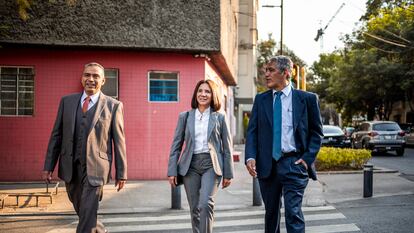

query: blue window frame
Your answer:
[148,71,179,102]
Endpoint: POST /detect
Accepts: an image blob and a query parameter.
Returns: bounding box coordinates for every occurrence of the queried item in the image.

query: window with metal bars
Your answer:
[0,67,34,116]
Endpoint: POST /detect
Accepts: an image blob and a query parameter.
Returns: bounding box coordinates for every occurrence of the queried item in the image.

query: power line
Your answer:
[363,32,411,48]
[347,1,365,14]
[381,28,412,44]
[364,41,405,54]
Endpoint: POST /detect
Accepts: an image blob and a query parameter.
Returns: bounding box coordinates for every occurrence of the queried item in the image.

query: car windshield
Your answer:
[323,126,343,134]
[373,123,400,131]
[345,127,354,132]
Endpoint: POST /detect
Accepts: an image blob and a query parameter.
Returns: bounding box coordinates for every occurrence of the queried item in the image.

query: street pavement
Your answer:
[1,144,414,233]
[41,206,360,233]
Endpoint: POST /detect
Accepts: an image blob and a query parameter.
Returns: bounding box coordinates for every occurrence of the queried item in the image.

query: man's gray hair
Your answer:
[84,62,105,71]
[268,55,293,77]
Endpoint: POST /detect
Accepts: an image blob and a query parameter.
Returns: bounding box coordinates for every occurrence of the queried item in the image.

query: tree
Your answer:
[255,34,277,93]
[363,4,414,112]
[311,2,414,124]
[309,53,341,101]
[362,0,414,20]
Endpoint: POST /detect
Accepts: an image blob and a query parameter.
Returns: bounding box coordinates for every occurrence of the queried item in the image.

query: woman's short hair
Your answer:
[191,79,221,111]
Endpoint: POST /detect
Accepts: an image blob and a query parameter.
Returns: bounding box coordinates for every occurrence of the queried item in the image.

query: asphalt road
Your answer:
[369,147,414,181]
[328,146,414,233]
[334,194,414,233]
[0,206,362,233]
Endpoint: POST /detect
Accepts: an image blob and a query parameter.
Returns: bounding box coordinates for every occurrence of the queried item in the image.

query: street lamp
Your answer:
[263,0,283,55]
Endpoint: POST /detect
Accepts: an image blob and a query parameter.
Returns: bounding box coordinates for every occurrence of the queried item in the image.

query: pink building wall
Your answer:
[0,48,225,181]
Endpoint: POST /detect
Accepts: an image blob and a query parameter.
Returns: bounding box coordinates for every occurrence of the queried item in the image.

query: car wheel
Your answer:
[396,148,404,156]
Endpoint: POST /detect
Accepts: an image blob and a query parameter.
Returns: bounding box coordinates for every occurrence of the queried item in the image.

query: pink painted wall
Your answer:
[0,48,226,181]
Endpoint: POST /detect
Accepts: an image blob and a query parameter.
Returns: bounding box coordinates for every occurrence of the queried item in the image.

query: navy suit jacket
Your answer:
[245,88,323,180]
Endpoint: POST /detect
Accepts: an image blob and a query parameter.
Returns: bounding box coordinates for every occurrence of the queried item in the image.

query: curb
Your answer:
[317,167,398,175]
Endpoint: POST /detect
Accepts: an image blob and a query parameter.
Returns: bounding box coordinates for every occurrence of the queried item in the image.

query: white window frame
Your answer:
[103,68,119,100]
[0,66,35,116]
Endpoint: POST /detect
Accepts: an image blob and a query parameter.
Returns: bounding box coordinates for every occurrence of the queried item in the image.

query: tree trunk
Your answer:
[367,104,376,120]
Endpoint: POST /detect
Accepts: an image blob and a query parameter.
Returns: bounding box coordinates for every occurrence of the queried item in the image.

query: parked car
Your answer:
[322,125,351,148]
[399,123,414,146]
[352,121,405,156]
[343,126,355,143]
[343,126,355,138]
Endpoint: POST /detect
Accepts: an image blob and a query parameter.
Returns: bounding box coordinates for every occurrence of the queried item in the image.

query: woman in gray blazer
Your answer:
[168,79,234,233]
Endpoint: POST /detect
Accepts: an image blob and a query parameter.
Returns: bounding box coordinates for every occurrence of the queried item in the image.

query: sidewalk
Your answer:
[1,144,412,216]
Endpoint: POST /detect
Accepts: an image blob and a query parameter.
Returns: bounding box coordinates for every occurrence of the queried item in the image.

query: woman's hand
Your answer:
[168,176,177,187]
[222,178,232,189]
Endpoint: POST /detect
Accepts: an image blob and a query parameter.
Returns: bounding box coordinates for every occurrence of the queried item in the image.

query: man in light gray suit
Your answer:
[42,62,127,233]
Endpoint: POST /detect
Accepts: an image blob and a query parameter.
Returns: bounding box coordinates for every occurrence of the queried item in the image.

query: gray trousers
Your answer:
[183,153,221,233]
[66,161,105,233]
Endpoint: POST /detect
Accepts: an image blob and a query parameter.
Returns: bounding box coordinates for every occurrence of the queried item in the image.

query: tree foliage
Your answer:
[311,1,414,125]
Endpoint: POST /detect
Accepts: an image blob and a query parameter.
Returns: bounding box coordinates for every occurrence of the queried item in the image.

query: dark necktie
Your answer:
[272,91,282,161]
[82,96,91,113]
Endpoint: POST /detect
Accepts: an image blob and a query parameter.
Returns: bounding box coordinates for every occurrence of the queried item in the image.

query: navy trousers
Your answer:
[258,154,309,233]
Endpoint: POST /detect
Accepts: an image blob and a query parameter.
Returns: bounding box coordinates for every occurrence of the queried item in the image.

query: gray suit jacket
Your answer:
[167,109,234,179]
[44,92,127,186]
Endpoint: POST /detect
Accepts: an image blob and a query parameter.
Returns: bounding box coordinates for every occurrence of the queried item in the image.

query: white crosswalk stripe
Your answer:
[222,224,361,233]
[46,205,360,233]
[99,206,335,224]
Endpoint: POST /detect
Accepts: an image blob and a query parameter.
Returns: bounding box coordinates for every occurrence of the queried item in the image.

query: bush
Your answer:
[315,147,371,171]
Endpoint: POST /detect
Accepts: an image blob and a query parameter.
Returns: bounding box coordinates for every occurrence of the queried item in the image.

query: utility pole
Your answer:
[280,0,283,55]
[263,0,284,55]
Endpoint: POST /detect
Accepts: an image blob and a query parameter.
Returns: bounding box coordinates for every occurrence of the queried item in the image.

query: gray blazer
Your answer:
[167,109,234,179]
[43,92,127,186]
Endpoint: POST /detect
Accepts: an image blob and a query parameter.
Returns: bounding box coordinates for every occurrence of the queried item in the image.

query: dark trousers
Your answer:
[258,154,309,233]
[65,161,104,233]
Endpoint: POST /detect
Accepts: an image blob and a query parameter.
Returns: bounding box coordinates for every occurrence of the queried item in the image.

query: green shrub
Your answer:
[315,147,371,171]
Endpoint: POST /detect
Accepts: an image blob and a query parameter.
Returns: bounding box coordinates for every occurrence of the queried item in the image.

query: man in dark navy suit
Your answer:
[245,55,323,233]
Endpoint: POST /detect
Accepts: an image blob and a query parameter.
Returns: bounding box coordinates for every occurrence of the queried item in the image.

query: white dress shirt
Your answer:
[80,91,100,111]
[194,107,211,154]
[272,84,297,153]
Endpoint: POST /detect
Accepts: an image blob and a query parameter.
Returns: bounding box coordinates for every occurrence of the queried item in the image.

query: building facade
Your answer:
[234,0,258,143]
[0,0,238,181]
[390,100,414,125]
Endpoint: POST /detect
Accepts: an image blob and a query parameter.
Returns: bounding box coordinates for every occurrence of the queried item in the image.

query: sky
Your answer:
[258,0,367,66]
